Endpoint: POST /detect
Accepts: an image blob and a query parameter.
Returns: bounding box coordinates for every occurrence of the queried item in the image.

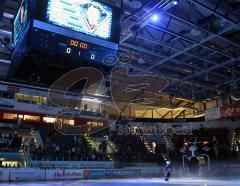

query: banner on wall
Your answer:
[46,169,84,180]
[30,161,114,169]
[0,169,10,181]
[7,86,20,93]
[220,103,240,119]
[87,169,105,179]
[0,98,15,108]
[204,107,221,121]
[141,167,162,176]
[105,169,142,178]
[10,169,45,181]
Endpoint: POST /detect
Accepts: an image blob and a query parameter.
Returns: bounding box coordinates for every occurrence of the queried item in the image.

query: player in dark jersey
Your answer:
[164,161,172,181]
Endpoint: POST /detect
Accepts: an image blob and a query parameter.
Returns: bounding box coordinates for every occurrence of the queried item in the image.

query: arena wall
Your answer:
[1,164,240,182]
[0,167,162,182]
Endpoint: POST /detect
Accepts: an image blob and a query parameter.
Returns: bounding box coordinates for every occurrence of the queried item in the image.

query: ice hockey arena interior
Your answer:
[0,0,240,185]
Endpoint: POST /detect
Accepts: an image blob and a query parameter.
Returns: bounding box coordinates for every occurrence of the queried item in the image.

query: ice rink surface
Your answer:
[0,178,239,186]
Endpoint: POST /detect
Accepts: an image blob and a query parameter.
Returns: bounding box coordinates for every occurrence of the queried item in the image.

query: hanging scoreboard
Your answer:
[11,0,120,70]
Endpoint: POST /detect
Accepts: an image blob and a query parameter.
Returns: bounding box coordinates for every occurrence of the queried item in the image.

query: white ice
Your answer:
[0,178,239,186]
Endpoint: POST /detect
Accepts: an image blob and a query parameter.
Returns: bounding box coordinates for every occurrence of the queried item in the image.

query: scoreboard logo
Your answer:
[46,0,113,40]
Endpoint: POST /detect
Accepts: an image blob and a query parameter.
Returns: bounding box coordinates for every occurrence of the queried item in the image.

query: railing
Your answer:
[108,140,117,154]
[163,135,175,160]
[140,135,153,153]
[84,135,100,152]
[118,163,158,168]
[19,149,31,168]
[30,129,43,148]
[231,129,237,150]
[84,135,114,161]
[0,97,106,120]
[164,135,175,151]
[29,160,114,169]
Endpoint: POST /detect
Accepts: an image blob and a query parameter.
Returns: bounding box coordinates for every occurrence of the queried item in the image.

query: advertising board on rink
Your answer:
[0,169,10,181]
[46,169,85,180]
[105,169,142,178]
[10,169,45,181]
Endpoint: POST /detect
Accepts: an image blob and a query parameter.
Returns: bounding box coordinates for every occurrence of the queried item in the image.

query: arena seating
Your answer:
[110,132,164,163]
[29,124,109,161]
[0,131,23,152]
[1,121,239,166]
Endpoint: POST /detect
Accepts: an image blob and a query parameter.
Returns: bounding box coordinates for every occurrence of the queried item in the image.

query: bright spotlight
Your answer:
[173,1,178,5]
[151,14,160,22]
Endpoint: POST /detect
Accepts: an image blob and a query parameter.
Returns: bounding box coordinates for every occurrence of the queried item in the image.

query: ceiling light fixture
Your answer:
[151,14,160,22]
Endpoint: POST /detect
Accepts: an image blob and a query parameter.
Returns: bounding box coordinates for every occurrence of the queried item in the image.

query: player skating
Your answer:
[164,161,172,181]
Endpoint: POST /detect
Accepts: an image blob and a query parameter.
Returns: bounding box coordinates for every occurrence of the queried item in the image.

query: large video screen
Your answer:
[13,0,28,46]
[46,0,113,40]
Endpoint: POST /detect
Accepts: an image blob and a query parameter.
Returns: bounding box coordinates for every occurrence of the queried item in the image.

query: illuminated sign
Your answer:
[46,0,113,40]
[13,0,28,46]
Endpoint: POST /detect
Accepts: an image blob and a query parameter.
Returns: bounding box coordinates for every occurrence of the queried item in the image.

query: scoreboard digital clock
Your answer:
[59,38,118,65]
[69,40,88,49]
[30,22,118,66]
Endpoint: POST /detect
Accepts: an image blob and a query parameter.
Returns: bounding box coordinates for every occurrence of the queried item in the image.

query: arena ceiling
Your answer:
[0,0,240,102]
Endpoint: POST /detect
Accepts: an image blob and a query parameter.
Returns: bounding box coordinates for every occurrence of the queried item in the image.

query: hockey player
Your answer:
[164,161,172,181]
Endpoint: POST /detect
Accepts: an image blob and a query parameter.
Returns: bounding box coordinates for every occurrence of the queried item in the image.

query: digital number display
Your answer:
[46,0,113,40]
[65,47,97,60]
[31,28,118,66]
[69,40,88,49]
[62,39,99,61]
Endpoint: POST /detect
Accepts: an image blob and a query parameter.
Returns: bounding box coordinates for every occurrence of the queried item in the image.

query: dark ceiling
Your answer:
[0,0,240,101]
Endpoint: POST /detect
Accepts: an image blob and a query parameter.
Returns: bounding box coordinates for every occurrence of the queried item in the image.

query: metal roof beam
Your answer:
[121,42,208,77]
[188,0,240,28]
[147,24,239,61]
[193,75,240,96]
[136,35,238,77]
[138,23,239,74]
[124,8,240,61]
[163,11,240,50]
[121,43,212,88]
[161,110,172,119]
[174,109,185,119]
[167,56,240,90]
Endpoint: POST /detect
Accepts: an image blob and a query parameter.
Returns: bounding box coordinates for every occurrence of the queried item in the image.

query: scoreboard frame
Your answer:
[11,0,120,73]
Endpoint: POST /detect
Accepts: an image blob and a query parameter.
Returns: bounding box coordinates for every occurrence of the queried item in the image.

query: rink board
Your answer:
[0,167,162,182]
[1,178,240,186]
[1,165,240,182]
